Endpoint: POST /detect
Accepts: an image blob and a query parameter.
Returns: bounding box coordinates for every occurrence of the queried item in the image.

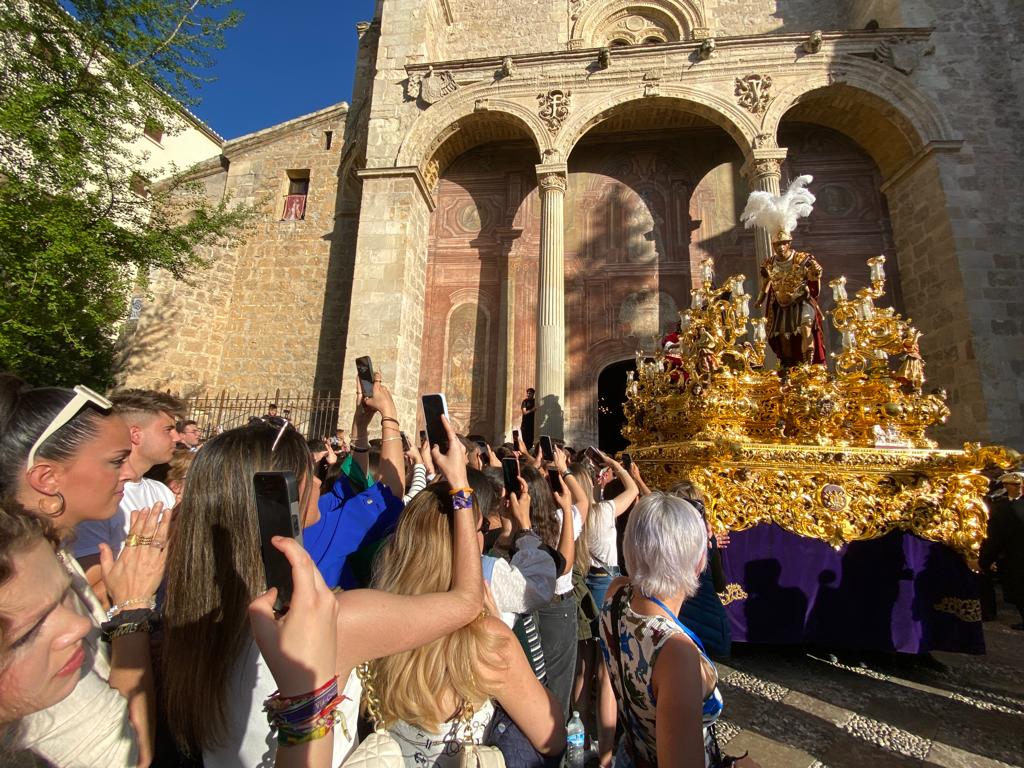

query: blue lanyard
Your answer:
[641,591,708,656]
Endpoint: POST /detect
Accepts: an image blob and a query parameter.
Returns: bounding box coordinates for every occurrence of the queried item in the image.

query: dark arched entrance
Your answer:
[597,359,637,454]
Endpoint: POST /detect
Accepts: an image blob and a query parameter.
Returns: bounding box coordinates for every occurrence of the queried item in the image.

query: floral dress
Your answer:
[599,583,724,768]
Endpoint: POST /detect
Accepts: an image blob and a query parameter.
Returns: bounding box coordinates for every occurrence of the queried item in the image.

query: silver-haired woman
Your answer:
[599,492,725,768]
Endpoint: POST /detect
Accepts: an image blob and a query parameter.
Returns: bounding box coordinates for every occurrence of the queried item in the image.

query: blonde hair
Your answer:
[369,483,506,731]
[569,462,594,574]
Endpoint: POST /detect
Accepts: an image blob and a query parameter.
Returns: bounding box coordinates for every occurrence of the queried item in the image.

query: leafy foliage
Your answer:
[0,0,251,387]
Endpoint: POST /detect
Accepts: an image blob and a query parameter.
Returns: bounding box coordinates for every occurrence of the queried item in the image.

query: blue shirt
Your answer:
[303,474,403,590]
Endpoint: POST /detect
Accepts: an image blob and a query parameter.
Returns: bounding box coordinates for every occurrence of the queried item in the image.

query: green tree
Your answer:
[0,0,251,387]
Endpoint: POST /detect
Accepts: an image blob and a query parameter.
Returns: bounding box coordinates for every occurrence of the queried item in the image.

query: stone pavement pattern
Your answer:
[711,606,1024,768]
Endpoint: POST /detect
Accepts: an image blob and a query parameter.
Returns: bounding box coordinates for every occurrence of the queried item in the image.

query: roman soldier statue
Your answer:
[741,175,826,367]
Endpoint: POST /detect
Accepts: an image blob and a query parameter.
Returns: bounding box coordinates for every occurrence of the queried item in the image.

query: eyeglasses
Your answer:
[27,385,113,468]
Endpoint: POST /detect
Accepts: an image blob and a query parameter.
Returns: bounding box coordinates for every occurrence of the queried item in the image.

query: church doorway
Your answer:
[597,359,637,455]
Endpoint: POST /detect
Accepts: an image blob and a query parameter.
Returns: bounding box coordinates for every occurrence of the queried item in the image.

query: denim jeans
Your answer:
[586,566,621,637]
[535,593,578,721]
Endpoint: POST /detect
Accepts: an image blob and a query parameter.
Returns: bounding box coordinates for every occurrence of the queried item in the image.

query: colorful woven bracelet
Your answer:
[451,488,473,511]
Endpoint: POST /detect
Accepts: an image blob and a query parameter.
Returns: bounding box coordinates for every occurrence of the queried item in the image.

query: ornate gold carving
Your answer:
[718,583,748,606]
[624,257,1020,564]
[538,89,572,134]
[933,597,982,623]
[538,172,567,193]
[735,74,773,114]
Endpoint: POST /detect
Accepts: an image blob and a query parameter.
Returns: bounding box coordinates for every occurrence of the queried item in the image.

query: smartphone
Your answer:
[512,429,520,445]
[502,457,520,496]
[539,435,555,462]
[476,440,489,462]
[421,393,450,454]
[621,452,633,471]
[400,431,411,451]
[419,429,427,444]
[355,356,375,398]
[585,446,603,464]
[253,471,303,614]
[547,467,562,494]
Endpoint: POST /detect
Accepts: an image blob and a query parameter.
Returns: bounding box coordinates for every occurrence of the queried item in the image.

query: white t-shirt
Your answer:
[587,499,618,570]
[203,641,361,768]
[73,478,176,559]
[553,506,583,595]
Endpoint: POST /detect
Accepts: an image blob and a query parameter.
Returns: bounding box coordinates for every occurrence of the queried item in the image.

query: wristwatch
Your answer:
[513,528,537,543]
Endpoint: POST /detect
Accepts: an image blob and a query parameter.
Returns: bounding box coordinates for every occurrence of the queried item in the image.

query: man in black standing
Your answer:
[520,387,537,449]
[981,471,1024,630]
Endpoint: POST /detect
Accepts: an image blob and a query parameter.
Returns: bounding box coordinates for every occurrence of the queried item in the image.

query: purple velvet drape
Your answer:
[719,524,985,654]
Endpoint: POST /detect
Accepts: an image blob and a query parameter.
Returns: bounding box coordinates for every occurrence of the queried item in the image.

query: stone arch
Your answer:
[571,0,706,47]
[558,86,756,159]
[395,95,551,177]
[760,64,958,178]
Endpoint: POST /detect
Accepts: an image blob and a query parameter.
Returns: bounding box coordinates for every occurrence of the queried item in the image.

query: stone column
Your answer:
[741,149,788,268]
[493,228,522,442]
[535,163,568,440]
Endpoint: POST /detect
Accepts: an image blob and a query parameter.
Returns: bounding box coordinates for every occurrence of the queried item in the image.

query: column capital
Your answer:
[740,148,789,184]
[536,162,568,192]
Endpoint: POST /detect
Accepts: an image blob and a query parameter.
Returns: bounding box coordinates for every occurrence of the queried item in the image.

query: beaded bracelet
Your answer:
[265,678,346,746]
[106,596,156,620]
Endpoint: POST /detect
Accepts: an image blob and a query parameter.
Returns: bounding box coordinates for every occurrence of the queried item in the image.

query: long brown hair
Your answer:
[521,466,560,551]
[161,422,314,751]
[569,462,593,574]
[370,482,505,731]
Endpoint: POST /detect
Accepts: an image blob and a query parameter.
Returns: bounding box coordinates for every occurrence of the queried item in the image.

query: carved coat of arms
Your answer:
[735,74,773,114]
[418,66,459,105]
[538,89,571,133]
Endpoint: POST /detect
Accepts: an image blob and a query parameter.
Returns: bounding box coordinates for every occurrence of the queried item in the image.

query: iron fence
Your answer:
[182,390,343,441]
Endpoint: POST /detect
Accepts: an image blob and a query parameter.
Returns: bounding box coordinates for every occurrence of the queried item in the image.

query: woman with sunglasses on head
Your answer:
[0,375,172,766]
[160,411,483,767]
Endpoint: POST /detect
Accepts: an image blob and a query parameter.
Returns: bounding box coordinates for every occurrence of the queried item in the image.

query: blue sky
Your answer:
[187,2,378,140]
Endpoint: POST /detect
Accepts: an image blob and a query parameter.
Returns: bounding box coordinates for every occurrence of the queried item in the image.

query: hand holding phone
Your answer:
[512,429,520,446]
[502,456,520,497]
[585,446,604,465]
[476,440,490,464]
[254,472,303,614]
[539,435,555,462]
[355,356,375,398]
[621,452,633,471]
[421,393,450,454]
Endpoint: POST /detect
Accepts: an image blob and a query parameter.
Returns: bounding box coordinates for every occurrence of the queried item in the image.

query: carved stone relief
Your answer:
[735,74,773,114]
[538,89,572,134]
[873,37,935,75]
[619,290,679,340]
[419,67,459,105]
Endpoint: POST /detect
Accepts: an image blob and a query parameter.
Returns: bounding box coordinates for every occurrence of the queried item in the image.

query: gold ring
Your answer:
[124,534,154,547]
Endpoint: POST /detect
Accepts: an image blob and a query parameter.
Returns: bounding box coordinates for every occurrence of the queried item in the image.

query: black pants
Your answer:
[536,593,578,722]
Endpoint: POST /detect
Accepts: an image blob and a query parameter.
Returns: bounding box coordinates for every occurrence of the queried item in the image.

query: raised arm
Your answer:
[552,476,575,577]
[334,416,482,670]
[602,453,639,516]
[553,445,588,522]
[361,373,405,499]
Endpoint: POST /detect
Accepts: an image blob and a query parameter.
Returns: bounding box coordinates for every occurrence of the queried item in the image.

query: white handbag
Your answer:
[341,665,404,768]
[458,701,506,768]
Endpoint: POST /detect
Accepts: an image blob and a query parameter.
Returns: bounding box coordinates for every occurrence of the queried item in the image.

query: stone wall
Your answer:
[121,104,350,395]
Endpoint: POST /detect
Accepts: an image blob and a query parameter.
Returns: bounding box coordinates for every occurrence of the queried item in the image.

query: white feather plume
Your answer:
[740,174,816,235]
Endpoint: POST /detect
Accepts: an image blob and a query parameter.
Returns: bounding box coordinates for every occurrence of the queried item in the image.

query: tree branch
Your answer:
[128,0,201,71]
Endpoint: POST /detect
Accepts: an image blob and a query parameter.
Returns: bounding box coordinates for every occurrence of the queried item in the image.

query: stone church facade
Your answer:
[124,0,1024,449]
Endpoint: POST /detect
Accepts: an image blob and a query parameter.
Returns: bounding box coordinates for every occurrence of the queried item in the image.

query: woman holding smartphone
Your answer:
[160,411,482,767]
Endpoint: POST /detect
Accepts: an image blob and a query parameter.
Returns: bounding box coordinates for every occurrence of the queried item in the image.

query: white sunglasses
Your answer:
[27,385,113,468]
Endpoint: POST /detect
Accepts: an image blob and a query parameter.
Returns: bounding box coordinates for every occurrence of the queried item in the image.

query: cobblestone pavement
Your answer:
[712,604,1024,768]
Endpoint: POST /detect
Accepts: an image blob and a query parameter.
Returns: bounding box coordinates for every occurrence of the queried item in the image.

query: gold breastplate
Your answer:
[767,258,808,306]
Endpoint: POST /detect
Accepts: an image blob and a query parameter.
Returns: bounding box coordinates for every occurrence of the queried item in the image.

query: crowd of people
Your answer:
[0,371,748,768]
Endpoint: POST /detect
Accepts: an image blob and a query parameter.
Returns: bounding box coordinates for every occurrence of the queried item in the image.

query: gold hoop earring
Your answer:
[39,491,66,518]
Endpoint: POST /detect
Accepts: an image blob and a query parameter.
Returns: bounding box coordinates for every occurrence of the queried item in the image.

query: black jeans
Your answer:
[536,593,578,722]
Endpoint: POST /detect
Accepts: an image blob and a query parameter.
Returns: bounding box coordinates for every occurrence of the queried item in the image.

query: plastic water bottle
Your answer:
[566,711,585,768]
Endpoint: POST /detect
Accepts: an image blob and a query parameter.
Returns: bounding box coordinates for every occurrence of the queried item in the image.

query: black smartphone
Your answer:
[419,429,427,444]
[539,434,554,462]
[621,452,633,471]
[355,356,375,398]
[585,446,603,464]
[476,440,489,462]
[253,471,303,614]
[421,393,450,454]
[400,431,411,451]
[547,467,562,494]
[502,457,520,496]
[512,429,520,445]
